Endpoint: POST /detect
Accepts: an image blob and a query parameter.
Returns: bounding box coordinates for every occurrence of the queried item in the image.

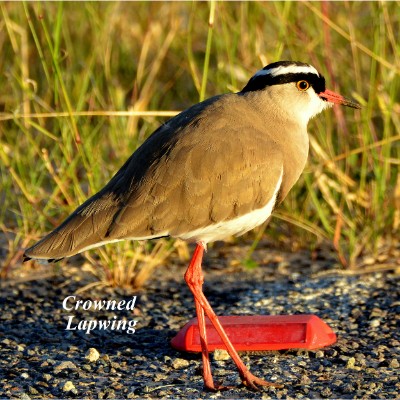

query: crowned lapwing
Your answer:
[24,61,360,390]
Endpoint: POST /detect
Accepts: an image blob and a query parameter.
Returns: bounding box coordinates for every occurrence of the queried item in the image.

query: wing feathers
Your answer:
[24,93,291,260]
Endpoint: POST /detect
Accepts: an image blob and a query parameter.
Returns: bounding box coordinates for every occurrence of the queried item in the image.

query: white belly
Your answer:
[177,169,283,244]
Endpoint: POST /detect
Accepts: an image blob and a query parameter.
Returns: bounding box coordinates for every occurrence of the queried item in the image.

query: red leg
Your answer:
[184,243,282,391]
[195,289,218,389]
[184,244,218,390]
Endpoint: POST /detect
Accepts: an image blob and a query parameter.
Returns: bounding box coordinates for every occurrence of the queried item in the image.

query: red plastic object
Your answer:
[171,314,336,352]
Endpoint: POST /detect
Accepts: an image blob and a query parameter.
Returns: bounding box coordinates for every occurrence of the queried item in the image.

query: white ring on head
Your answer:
[254,64,320,78]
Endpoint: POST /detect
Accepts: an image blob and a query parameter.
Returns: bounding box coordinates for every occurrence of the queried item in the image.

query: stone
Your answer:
[172,358,190,369]
[214,349,230,361]
[85,347,100,363]
[54,361,77,374]
[62,381,77,394]
[389,358,399,368]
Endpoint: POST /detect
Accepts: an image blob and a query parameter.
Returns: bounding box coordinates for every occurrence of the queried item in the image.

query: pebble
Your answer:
[214,349,230,361]
[370,319,381,327]
[85,347,100,362]
[320,387,332,397]
[172,358,190,369]
[54,361,77,374]
[389,358,399,368]
[28,386,39,395]
[346,357,357,369]
[299,374,311,385]
[62,380,77,394]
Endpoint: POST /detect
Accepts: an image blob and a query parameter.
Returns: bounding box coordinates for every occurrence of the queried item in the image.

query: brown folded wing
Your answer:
[24,94,285,259]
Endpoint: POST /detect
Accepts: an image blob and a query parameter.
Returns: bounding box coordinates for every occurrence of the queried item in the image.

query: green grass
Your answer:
[0,2,399,283]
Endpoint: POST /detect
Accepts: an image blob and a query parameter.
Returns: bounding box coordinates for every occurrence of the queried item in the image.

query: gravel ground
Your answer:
[1,241,399,399]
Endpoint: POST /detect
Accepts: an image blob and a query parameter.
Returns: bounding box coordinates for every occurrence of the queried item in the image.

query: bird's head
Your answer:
[240,61,360,126]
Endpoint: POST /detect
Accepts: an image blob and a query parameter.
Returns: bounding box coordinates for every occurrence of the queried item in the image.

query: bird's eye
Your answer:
[296,80,310,91]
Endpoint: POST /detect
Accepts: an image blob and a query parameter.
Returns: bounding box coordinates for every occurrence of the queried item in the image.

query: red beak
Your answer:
[319,89,361,109]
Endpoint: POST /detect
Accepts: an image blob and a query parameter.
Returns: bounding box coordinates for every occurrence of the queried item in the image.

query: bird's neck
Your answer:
[244,94,310,200]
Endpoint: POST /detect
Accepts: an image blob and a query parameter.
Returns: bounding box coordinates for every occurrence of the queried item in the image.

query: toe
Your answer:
[241,372,283,391]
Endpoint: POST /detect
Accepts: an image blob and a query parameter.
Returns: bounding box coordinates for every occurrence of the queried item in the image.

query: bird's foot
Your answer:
[240,371,283,391]
[205,373,283,392]
[204,380,234,392]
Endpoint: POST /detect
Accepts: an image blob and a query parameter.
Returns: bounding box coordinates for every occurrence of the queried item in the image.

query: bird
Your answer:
[24,60,361,391]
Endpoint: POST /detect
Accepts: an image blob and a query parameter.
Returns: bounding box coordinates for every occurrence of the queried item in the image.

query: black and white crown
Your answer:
[241,61,326,94]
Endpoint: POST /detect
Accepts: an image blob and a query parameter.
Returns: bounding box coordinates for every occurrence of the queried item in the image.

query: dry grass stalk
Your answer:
[77,240,173,293]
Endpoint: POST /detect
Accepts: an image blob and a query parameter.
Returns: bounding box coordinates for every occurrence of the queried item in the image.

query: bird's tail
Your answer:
[24,196,120,262]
